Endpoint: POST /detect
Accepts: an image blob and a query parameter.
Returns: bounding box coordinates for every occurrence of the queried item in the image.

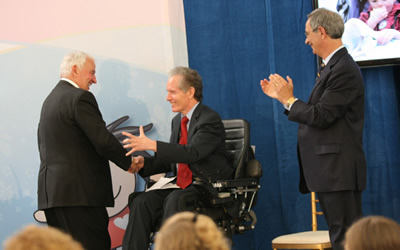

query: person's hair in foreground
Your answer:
[3,224,84,250]
[344,215,400,250]
[154,211,230,250]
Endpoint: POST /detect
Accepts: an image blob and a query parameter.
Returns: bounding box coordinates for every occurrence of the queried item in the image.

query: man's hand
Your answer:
[260,77,279,99]
[122,126,157,156]
[128,156,144,173]
[260,74,294,105]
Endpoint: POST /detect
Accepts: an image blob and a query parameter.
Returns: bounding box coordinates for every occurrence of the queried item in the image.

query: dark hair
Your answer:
[169,66,203,102]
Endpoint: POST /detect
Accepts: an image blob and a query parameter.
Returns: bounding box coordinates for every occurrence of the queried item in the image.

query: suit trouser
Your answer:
[317,190,362,250]
[122,186,201,250]
[44,206,110,250]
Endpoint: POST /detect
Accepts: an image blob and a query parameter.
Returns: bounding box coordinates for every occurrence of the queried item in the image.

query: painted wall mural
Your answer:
[0,0,188,248]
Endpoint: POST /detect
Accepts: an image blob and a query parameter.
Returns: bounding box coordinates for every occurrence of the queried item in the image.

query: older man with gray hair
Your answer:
[37,51,135,250]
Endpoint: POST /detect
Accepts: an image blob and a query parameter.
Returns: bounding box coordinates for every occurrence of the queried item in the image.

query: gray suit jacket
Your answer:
[288,48,367,193]
[37,80,131,209]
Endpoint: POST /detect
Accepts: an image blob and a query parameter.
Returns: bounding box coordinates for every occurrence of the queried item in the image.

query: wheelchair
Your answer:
[130,119,262,248]
[181,118,262,238]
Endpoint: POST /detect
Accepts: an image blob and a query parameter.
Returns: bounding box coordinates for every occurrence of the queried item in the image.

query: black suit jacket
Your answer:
[288,48,367,193]
[139,103,233,182]
[37,80,131,209]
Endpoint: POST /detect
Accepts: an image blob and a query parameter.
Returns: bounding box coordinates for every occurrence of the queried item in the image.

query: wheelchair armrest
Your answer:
[212,178,259,188]
[192,179,236,207]
[213,159,262,188]
[192,179,218,197]
[192,159,262,203]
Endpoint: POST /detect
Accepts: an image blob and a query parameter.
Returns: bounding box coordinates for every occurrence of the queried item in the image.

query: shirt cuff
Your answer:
[284,98,298,111]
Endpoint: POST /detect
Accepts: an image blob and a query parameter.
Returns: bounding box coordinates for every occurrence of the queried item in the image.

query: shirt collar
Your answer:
[61,78,79,88]
[323,45,345,66]
[182,102,200,122]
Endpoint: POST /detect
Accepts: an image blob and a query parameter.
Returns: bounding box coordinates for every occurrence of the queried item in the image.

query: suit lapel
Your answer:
[171,115,181,143]
[308,69,326,102]
[187,103,202,140]
[172,103,202,143]
[308,48,348,103]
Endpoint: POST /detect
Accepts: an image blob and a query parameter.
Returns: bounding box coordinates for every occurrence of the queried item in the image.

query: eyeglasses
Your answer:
[305,27,320,37]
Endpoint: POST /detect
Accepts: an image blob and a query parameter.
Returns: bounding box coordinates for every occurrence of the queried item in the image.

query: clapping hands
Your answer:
[260,74,294,105]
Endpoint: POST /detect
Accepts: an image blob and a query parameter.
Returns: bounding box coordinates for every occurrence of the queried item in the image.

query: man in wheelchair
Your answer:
[121,66,234,250]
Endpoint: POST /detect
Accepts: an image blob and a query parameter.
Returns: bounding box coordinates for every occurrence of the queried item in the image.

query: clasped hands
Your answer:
[260,73,294,105]
[123,126,156,173]
[128,155,144,173]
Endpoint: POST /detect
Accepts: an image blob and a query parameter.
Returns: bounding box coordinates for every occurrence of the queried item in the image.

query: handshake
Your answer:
[123,125,156,174]
[128,155,144,174]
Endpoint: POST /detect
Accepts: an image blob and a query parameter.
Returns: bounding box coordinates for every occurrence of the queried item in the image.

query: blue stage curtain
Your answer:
[183,0,400,249]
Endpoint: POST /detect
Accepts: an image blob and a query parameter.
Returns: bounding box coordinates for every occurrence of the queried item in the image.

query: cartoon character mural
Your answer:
[34,116,152,249]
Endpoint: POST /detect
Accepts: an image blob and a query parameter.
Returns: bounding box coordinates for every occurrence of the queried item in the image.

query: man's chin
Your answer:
[311,48,316,55]
[170,107,180,113]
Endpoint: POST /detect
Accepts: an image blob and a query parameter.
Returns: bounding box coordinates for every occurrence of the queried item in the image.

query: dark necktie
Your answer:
[310,63,326,102]
[176,116,192,189]
[317,63,325,79]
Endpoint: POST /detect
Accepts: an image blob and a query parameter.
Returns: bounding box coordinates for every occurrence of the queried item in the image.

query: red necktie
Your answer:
[176,116,192,189]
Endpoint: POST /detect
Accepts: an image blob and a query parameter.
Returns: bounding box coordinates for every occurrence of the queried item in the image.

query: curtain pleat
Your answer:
[183,0,400,249]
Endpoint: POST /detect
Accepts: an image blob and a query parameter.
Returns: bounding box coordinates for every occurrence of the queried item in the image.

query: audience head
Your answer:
[168,66,203,102]
[3,224,84,250]
[59,51,97,91]
[307,8,344,39]
[155,212,230,250]
[344,215,400,250]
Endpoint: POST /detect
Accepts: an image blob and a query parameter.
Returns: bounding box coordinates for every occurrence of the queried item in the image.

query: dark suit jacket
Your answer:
[287,48,367,193]
[139,103,233,182]
[37,80,131,209]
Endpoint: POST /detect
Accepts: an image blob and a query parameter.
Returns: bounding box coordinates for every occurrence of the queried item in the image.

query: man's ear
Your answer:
[71,65,78,76]
[188,86,195,99]
[318,26,328,38]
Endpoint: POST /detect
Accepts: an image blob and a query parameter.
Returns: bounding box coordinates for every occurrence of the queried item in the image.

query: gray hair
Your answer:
[168,66,203,102]
[59,51,93,77]
[307,8,344,39]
